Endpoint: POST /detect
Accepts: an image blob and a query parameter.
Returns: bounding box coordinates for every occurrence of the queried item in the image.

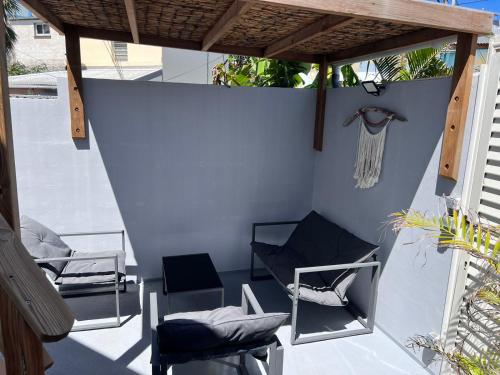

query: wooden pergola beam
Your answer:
[124,0,140,44]
[265,15,355,58]
[439,33,478,181]
[0,1,20,233]
[202,0,253,51]
[313,56,328,151]
[65,26,85,139]
[251,0,493,35]
[74,25,320,63]
[19,0,64,34]
[328,28,456,64]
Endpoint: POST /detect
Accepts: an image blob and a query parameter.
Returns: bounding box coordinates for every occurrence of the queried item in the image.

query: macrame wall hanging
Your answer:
[343,107,407,189]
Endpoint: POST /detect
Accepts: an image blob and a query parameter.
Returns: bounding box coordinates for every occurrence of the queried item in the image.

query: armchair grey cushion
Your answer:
[20,215,72,280]
[55,250,126,285]
[157,306,288,353]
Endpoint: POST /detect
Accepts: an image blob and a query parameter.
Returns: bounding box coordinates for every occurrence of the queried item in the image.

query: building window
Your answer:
[34,22,50,37]
[112,42,128,62]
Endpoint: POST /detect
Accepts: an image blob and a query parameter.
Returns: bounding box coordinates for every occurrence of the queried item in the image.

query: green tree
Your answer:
[4,0,19,57]
[343,47,453,87]
[213,55,312,88]
[390,208,499,375]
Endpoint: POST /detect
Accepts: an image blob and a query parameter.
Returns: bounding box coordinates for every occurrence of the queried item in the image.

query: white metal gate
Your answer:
[442,36,500,374]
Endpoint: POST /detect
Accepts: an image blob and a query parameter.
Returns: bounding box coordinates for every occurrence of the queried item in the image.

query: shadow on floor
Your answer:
[46,272,429,375]
[46,336,141,375]
[63,282,142,321]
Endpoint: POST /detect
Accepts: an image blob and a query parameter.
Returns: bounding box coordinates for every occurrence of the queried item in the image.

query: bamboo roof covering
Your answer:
[20,0,494,63]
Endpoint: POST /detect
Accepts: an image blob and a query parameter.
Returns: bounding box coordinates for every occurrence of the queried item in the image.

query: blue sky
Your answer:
[459,0,500,14]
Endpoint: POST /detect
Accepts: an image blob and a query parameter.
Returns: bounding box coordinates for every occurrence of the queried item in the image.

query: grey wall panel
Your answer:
[11,78,316,277]
[312,76,478,370]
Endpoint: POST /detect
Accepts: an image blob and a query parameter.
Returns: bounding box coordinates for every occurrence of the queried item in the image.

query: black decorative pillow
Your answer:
[157,306,288,353]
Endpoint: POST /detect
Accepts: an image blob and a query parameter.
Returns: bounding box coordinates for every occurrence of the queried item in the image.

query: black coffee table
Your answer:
[162,253,224,313]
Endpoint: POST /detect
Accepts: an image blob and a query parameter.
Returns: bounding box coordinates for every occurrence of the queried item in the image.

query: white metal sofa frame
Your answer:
[35,229,126,331]
[251,221,381,345]
[150,284,285,375]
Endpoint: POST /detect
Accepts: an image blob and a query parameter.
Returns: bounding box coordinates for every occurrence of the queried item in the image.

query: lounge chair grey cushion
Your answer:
[20,215,72,280]
[157,306,288,353]
[55,250,126,285]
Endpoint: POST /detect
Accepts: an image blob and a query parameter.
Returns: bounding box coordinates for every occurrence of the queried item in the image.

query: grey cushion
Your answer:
[20,215,72,280]
[157,306,288,353]
[55,250,126,285]
[286,272,357,306]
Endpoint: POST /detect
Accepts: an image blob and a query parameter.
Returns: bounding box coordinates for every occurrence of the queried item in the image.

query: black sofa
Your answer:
[251,210,381,344]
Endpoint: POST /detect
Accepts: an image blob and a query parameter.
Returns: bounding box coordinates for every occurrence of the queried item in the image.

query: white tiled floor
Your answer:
[46,271,430,375]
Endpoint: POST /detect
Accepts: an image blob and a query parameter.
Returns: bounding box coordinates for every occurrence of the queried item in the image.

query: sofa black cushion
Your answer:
[157,306,288,353]
[284,211,377,295]
[285,211,343,267]
[20,215,72,280]
[252,242,325,289]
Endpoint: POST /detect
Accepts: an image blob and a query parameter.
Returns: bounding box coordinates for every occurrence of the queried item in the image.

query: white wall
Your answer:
[11,78,316,278]
[312,77,477,371]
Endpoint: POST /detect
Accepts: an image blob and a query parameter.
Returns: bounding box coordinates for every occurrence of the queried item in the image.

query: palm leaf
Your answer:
[402,48,452,80]
[3,0,19,57]
[373,55,402,82]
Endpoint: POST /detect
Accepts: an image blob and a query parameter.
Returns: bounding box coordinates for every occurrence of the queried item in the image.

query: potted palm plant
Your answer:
[390,207,499,375]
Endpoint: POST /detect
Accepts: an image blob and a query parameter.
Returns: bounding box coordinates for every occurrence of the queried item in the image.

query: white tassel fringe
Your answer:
[353,119,387,189]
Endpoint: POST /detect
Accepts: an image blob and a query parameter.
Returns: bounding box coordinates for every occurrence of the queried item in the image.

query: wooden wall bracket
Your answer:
[439,33,478,181]
[65,26,86,139]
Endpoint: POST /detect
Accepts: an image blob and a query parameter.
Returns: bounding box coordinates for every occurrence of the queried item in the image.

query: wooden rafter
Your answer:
[124,0,140,43]
[73,25,320,63]
[251,0,492,35]
[19,0,64,34]
[439,33,478,180]
[328,28,456,64]
[265,15,355,58]
[65,26,85,139]
[202,0,253,51]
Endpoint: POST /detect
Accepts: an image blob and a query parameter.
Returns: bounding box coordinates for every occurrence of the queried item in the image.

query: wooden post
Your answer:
[65,26,85,139]
[439,33,477,180]
[313,56,328,151]
[0,1,19,232]
[0,286,45,375]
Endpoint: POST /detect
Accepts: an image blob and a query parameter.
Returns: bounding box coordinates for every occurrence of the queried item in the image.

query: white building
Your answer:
[162,48,225,84]
[9,12,66,69]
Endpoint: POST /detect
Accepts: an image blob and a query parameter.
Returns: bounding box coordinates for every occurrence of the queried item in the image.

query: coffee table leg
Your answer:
[162,266,166,295]
[165,293,169,314]
[221,288,225,307]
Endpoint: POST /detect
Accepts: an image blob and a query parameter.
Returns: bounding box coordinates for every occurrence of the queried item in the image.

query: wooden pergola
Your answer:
[0,2,494,372]
[15,0,493,176]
